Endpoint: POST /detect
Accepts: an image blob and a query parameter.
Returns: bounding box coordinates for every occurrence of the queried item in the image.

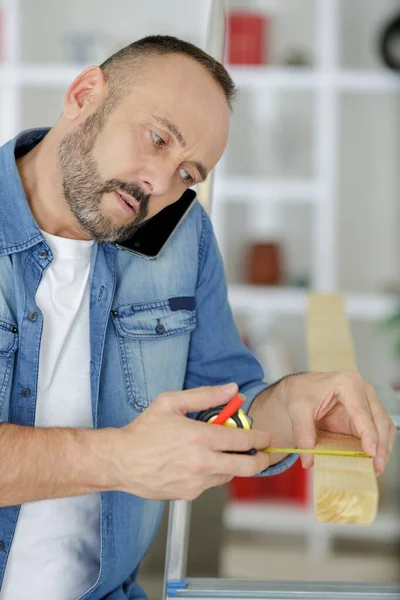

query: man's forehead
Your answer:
[119,56,230,166]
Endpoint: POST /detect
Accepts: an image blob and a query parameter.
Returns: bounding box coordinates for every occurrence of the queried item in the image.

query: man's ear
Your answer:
[63,66,108,121]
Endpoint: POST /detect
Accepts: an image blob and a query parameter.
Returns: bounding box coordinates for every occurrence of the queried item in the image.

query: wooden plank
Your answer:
[307,293,378,524]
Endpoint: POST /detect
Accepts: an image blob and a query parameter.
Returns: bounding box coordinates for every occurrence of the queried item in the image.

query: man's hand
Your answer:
[111,384,272,500]
[249,371,397,476]
[0,383,271,507]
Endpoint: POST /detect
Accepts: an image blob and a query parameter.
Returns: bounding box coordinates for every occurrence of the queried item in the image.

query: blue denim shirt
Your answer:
[0,129,297,599]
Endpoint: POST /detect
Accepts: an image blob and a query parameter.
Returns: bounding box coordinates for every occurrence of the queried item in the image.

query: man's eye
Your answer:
[179,168,194,184]
[151,131,166,147]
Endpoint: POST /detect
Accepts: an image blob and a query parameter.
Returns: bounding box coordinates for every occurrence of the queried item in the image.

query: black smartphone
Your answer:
[115,188,197,260]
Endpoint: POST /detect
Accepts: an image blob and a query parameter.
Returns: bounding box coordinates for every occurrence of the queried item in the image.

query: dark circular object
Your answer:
[379,14,400,71]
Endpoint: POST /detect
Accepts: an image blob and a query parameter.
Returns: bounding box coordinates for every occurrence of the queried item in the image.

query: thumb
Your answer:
[159,383,239,415]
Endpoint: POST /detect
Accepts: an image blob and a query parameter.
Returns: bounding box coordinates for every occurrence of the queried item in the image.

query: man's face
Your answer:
[58,54,230,243]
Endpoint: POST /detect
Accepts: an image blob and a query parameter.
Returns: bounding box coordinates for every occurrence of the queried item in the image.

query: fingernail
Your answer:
[221,383,237,394]
[375,457,385,474]
[301,455,312,469]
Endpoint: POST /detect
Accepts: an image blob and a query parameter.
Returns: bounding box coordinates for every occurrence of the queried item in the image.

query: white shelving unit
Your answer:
[223,500,400,559]
[211,0,400,317]
[2,63,399,91]
[228,285,400,319]
[214,176,321,204]
[229,66,400,92]
[211,0,400,558]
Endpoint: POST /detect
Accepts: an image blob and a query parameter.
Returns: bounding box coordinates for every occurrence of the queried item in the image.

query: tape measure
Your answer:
[196,395,256,455]
[196,394,370,458]
[196,405,251,430]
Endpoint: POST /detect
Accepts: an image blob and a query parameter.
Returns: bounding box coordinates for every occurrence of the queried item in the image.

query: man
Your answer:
[0,35,395,599]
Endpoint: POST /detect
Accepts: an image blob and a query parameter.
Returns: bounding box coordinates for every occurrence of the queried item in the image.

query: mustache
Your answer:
[101,179,150,205]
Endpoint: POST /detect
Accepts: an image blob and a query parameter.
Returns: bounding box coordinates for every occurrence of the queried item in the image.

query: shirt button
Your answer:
[38,249,48,259]
[155,323,166,334]
[21,388,31,398]
[28,312,38,321]
[0,541,5,551]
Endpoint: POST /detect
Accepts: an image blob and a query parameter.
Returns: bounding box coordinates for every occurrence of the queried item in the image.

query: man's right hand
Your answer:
[0,383,272,507]
[111,383,272,500]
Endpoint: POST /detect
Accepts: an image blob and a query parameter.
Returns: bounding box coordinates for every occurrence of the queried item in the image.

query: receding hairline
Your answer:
[99,35,236,109]
[103,52,227,103]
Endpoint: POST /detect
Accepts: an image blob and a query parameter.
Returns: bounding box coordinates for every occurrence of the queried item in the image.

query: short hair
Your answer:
[99,34,236,109]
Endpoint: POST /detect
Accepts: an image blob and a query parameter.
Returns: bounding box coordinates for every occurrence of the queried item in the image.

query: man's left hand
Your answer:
[249,371,397,476]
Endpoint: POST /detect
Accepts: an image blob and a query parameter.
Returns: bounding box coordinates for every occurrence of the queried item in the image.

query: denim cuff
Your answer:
[239,381,299,477]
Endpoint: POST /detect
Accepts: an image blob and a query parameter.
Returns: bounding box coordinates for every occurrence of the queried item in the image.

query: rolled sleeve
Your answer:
[185,208,297,477]
[240,381,299,477]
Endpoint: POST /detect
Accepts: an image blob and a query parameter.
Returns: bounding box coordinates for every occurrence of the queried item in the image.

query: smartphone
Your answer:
[115,188,197,260]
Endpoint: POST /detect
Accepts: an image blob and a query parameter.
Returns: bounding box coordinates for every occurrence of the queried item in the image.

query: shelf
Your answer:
[227,285,400,320]
[223,501,400,541]
[214,178,319,203]
[338,71,400,92]
[228,67,319,89]
[228,67,400,92]
[0,65,399,92]
[0,64,85,87]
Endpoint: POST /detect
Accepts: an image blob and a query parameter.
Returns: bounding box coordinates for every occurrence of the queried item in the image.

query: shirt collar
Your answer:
[0,128,51,256]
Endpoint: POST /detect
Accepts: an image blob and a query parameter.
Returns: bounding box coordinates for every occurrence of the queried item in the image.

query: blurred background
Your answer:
[1,0,400,598]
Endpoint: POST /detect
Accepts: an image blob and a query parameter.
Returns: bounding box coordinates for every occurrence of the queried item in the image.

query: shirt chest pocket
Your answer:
[112,298,196,412]
[0,319,18,412]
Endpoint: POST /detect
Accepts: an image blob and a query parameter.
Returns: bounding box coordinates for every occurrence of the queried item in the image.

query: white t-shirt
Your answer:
[1,231,101,600]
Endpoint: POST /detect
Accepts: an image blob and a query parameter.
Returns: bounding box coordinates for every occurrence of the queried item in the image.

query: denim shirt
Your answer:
[0,129,297,599]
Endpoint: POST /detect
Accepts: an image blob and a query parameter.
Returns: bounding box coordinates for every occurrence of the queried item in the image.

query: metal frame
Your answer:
[168,578,400,599]
[163,496,400,599]
[163,500,192,599]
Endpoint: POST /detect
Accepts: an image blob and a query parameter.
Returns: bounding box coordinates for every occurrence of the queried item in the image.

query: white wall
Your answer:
[20,0,210,63]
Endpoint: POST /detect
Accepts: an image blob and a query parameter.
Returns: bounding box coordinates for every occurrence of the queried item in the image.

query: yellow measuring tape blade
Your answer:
[262,447,370,458]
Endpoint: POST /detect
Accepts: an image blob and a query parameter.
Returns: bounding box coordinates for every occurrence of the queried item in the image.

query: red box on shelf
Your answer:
[227,12,268,65]
[228,458,308,506]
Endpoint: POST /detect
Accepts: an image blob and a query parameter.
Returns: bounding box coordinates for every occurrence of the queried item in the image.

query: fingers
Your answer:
[156,383,238,415]
[287,398,316,469]
[213,450,272,478]
[366,383,397,474]
[176,449,272,500]
[367,392,390,474]
[204,423,271,454]
[336,374,378,457]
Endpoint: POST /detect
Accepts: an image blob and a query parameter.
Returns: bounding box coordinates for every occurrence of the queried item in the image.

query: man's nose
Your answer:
[138,161,175,197]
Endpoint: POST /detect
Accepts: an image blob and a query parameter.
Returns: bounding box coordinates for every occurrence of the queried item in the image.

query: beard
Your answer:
[58,103,150,243]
